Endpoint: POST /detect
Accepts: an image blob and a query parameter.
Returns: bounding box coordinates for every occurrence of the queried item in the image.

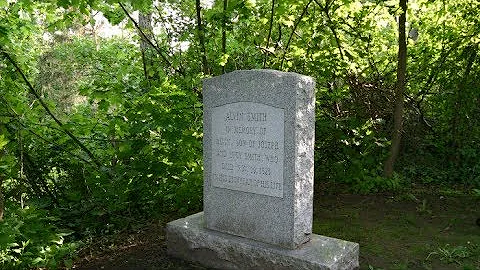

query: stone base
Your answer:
[166,212,359,270]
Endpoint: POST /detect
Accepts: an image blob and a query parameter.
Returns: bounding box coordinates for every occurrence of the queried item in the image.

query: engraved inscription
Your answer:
[211,102,284,197]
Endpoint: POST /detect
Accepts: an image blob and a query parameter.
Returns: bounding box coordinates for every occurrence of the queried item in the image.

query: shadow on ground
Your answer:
[73,193,480,270]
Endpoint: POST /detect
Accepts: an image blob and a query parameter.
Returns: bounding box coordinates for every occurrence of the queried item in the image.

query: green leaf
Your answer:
[57,0,70,8]
[101,5,125,25]
[219,54,229,66]
[98,99,110,111]
[0,135,9,149]
[244,0,256,9]
[64,258,73,268]
[32,257,44,265]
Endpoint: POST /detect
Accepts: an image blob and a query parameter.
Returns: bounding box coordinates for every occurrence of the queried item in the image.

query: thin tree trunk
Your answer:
[139,11,156,84]
[222,0,228,74]
[384,0,407,177]
[195,0,209,74]
[263,0,275,68]
[0,175,4,221]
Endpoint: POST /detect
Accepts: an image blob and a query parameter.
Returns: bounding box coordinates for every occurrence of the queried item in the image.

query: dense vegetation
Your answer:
[0,0,478,268]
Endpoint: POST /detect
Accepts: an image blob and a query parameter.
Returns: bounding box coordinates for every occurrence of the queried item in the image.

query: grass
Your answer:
[313,192,480,269]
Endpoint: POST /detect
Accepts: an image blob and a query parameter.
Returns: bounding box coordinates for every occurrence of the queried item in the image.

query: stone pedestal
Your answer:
[167,212,359,270]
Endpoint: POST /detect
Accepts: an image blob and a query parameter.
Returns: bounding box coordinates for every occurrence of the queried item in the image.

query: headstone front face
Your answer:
[203,69,316,249]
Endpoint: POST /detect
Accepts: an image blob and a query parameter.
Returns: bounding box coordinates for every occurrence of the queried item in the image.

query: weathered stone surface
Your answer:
[166,212,359,270]
[203,69,315,248]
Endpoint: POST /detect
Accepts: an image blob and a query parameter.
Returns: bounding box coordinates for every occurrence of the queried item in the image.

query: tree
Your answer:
[196,0,209,74]
[384,0,407,177]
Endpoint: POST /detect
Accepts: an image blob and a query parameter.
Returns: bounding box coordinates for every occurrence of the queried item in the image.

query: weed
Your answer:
[426,244,473,265]
[416,199,432,214]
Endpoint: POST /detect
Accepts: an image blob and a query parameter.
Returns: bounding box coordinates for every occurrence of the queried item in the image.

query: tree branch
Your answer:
[314,0,344,61]
[1,47,103,168]
[118,2,185,76]
[280,0,313,69]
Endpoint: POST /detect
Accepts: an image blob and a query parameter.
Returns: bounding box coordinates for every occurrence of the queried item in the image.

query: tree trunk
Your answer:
[263,0,275,68]
[384,0,407,177]
[221,0,228,74]
[0,175,3,221]
[139,11,156,83]
[195,0,209,75]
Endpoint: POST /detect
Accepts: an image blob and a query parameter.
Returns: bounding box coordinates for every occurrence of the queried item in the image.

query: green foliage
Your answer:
[23,37,203,235]
[315,116,394,193]
[0,204,79,269]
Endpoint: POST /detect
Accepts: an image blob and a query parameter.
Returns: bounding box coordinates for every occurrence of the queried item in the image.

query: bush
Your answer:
[0,204,79,269]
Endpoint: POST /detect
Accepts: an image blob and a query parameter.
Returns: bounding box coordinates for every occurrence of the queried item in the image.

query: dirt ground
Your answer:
[71,218,202,270]
[72,192,480,270]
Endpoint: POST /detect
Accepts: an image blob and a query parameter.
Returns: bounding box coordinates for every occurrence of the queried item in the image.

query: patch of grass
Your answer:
[426,242,480,268]
[313,193,480,270]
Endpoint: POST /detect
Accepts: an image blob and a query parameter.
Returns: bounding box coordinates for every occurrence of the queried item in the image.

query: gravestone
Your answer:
[166,70,359,269]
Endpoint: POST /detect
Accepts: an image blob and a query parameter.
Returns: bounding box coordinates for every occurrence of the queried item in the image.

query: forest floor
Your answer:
[72,188,480,270]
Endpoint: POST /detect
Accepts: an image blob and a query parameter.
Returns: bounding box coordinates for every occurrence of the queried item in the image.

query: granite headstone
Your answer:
[166,70,359,270]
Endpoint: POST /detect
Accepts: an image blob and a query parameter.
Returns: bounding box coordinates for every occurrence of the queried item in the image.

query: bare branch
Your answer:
[280,0,313,70]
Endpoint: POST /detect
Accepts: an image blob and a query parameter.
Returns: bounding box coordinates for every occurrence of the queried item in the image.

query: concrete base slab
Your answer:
[166,212,359,270]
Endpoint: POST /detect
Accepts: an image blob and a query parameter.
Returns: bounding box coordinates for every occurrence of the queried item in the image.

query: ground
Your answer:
[72,190,480,270]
